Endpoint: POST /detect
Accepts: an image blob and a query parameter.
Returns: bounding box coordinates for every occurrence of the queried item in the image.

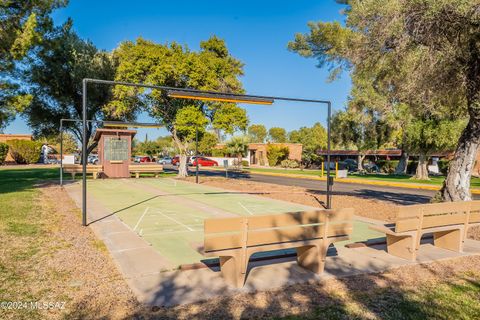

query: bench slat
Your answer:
[204,222,353,252]
[395,202,470,232]
[204,217,245,234]
[470,212,480,223]
[204,208,354,234]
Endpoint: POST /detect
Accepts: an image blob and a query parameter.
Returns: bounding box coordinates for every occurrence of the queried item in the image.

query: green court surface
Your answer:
[87,178,383,268]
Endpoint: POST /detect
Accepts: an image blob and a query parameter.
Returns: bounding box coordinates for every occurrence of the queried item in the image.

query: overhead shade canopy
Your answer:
[102,121,164,128]
[167,90,274,105]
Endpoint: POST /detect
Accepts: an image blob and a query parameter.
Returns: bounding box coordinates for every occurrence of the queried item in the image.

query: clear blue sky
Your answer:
[6,0,351,139]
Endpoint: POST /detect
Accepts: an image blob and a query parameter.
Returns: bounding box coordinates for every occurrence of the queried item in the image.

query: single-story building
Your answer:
[213,142,303,166]
[248,143,302,166]
[0,134,33,163]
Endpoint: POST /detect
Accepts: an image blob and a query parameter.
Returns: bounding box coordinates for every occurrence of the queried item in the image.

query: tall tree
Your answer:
[20,22,122,155]
[404,116,465,180]
[0,0,66,130]
[331,106,393,171]
[248,124,267,143]
[288,122,327,167]
[268,127,287,143]
[198,131,219,155]
[289,0,480,201]
[109,36,248,177]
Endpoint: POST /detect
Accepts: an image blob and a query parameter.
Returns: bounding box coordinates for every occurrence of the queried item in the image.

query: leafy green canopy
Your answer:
[288,122,327,166]
[20,22,120,148]
[248,124,267,143]
[268,127,287,143]
[0,0,67,130]
[107,36,248,146]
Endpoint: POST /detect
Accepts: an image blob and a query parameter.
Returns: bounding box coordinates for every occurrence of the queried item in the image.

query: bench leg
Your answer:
[71,172,75,180]
[434,229,463,252]
[386,234,416,261]
[219,253,247,288]
[296,243,327,274]
[135,172,139,179]
[154,172,159,178]
[93,172,98,180]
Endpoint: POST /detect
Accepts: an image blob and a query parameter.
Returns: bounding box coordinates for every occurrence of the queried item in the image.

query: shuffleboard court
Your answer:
[87,178,383,268]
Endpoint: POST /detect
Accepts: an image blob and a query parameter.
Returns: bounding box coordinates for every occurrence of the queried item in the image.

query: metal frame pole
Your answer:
[79,77,334,225]
[82,80,87,226]
[195,126,199,184]
[60,119,63,186]
[326,102,332,209]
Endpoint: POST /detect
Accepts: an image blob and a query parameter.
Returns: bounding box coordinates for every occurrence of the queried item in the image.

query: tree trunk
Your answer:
[171,129,189,178]
[414,153,429,180]
[357,154,366,171]
[394,150,409,175]
[438,41,480,201]
[438,117,480,201]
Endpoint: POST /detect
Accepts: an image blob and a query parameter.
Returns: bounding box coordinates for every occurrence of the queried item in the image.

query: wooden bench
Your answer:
[63,164,103,179]
[129,164,164,178]
[203,208,354,288]
[369,201,480,260]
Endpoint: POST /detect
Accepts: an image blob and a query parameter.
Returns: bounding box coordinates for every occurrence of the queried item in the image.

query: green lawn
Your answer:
[246,167,480,188]
[0,168,58,319]
[276,271,480,320]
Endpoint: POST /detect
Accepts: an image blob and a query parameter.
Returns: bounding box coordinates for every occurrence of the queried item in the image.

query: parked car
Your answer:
[88,154,99,164]
[133,155,153,163]
[139,156,153,163]
[158,156,172,165]
[172,156,190,166]
[190,156,218,167]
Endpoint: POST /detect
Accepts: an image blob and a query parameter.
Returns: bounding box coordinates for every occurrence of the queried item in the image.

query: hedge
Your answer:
[376,160,400,174]
[0,143,9,165]
[281,159,300,169]
[211,148,228,157]
[266,145,289,166]
[7,140,42,164]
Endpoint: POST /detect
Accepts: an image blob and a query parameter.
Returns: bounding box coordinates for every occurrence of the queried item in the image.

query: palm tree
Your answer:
[226,135,250,168]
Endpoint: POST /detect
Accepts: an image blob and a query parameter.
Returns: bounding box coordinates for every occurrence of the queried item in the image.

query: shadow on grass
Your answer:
[0,167,59,194]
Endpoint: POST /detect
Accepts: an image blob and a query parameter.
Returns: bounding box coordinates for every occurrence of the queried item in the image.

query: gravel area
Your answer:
[4,185,141,319]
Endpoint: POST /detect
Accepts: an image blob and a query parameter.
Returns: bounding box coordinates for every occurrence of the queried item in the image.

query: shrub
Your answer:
[377,160,399,174]
[0,143,9,165]
[241,160,249,167]
[7,140,42,164]
[289,160,300,168]
[437,160,450,175]
[281,159,299,169]
[211,148,228,157]
[266,145,289,167]
[280,159,290,168]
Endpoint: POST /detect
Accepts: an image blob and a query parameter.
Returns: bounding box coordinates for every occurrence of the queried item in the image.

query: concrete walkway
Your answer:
[63,181,480,307]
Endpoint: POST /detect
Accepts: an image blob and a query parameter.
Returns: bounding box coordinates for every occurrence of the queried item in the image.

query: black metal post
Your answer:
[60,120,63,186]
[79,77,334,225]
[195,126,199,184]
[326,102,332,209]
[82,79,87,226]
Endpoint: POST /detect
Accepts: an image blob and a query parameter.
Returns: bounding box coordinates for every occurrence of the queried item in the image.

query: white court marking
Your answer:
[133,207,149,231]
[238,202,254,215]
[157,211,195,231]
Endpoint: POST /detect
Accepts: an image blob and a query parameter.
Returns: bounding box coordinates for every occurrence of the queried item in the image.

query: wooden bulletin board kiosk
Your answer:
[94,128,136,178]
